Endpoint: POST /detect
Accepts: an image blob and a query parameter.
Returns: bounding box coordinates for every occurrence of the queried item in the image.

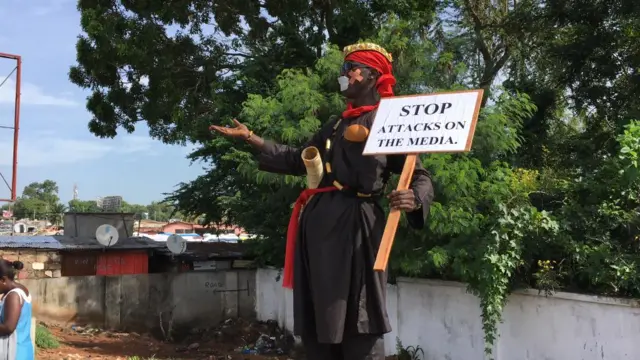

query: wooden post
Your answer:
[374,154,417,271]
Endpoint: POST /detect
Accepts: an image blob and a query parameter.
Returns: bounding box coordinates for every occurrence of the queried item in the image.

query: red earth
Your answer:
[36,319,400,360]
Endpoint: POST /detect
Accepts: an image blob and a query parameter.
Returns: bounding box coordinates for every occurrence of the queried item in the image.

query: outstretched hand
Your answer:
[388,189,418,212]
[209,119,251,140]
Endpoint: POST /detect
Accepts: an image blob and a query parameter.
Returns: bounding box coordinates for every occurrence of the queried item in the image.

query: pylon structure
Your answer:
[0,52,21,204]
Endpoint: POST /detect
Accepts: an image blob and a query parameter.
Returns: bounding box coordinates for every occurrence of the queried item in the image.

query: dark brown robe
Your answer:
[258,111,434,345]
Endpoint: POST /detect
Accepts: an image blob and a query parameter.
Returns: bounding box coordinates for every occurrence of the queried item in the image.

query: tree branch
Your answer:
[224,52,253,58]
[322,0,337,44]
[492,46,511,76]
[463,0,492,65]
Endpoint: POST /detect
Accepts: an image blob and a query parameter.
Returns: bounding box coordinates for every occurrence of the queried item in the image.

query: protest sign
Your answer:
[363,89,482,155]
[366,89,484,271]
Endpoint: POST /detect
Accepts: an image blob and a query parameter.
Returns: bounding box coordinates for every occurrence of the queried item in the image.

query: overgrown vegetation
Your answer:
[72,0,640,357]
[396,338,425,360]
[35,324,60,349]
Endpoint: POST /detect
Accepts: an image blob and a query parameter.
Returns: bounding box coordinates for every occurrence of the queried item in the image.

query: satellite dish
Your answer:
[167,234,187,254]
[96,224,119,247]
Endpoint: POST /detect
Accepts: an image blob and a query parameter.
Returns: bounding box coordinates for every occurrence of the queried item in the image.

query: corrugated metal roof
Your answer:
[0,236,64,249]
[0,235,164,251]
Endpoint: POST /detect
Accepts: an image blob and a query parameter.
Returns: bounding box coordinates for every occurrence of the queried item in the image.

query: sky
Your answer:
[0,0,203,205]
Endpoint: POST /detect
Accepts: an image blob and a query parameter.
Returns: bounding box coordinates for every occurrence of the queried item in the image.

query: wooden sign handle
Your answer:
[374,154,417,271]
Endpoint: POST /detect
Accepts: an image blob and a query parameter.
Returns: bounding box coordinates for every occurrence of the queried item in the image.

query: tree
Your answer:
[120,201,147,217]
[13,180,61,220]
[146,201,176,222]
[21,180,60,205]
[67,198,181,222]
[48,203,68,225]
[505,0,640,169]
[68,199,101,212]
[68,0,419,143]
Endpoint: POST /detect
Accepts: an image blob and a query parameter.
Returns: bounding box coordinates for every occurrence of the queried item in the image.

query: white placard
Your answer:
[362,90,483,155]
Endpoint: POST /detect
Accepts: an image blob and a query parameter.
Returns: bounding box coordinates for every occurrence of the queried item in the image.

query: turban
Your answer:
[343,43,396,97]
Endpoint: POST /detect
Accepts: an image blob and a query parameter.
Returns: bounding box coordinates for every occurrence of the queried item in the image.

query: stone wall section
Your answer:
[0,249,61,279]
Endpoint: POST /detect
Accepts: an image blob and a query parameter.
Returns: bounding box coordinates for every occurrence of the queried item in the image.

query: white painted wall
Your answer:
[255,268,640,359]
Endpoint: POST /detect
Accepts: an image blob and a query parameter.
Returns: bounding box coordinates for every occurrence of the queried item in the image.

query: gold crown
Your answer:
[342,42,393,63]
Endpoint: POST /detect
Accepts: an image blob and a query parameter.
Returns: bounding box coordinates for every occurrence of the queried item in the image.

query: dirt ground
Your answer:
[36,319,401,360]
[37,318,301,360]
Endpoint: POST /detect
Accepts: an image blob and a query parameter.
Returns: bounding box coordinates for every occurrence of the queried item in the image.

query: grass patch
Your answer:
[35,324,60,349]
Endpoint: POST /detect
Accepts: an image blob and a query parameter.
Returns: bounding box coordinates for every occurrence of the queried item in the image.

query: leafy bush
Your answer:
[169,13,640,360]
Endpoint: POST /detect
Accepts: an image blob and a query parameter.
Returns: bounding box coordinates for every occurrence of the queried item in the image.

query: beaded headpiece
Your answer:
[342,42,393,63]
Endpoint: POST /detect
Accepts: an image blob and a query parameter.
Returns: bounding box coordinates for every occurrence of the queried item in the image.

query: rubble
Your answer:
[40,318,301,359]
[183,318,295,356]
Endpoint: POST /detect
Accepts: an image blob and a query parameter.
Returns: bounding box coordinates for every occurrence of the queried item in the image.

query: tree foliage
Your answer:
[3,181,178,224]
[72,0,640,357]
[11,181,63,223]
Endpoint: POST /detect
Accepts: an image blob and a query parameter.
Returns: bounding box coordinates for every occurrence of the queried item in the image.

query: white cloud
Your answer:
[0,134,156,167]
[0,79,78,107]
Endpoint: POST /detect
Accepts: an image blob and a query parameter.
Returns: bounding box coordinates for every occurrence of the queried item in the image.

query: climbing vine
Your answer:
[466,205,557,356]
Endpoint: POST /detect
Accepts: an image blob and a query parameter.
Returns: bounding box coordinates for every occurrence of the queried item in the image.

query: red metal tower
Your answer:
[0,52,21,203]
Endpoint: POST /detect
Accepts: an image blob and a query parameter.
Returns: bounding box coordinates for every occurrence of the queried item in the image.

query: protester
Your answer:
[211,42,434,360]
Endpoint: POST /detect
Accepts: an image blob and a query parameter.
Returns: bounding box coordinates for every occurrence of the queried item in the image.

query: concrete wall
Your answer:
[64,212,135,239]
[0,249,61,279]
[21,270,256,333]
[255,268,640,360]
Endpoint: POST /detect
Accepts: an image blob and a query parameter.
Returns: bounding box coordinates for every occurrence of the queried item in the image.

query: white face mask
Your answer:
[337,76,350,91]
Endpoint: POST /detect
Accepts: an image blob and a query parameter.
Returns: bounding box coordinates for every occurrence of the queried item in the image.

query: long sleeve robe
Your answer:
[257,111,434,343]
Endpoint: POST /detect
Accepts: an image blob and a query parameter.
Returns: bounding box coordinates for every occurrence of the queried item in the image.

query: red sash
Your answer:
[283,186,340,289]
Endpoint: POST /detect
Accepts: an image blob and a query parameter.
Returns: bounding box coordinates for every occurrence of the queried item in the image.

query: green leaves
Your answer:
[72,0,640,358]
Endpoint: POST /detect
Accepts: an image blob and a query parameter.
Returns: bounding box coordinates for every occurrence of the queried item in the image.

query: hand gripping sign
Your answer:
[362,89,484,271]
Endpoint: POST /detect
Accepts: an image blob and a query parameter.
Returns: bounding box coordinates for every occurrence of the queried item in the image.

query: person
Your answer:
[211,42,434,360]
[0,260,33,360]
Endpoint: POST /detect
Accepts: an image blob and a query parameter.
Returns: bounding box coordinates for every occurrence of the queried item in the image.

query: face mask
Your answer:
[337,76,350,91]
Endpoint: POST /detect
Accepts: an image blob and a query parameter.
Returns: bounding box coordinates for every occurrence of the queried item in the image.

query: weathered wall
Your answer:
[64,212,135,240]
[21,270,256,333]
[0,249,61,279]
[256,268,640,360]
[21,275,104,324]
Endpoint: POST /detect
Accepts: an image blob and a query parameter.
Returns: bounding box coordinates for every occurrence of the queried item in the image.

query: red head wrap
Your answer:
[341,46,396,119]
[345,50,396,97]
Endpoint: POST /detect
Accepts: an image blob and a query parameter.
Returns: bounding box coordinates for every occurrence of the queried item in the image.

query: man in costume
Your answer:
[211,43,434,360]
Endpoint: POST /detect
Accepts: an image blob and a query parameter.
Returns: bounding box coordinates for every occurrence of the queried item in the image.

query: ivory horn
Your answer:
[301,146,323,189]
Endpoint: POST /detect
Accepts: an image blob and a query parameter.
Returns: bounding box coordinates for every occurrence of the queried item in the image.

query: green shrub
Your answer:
[35,324,59,349]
